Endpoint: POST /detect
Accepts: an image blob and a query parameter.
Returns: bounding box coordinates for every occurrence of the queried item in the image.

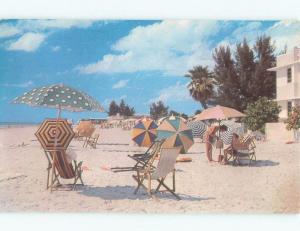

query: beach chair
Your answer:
[231,135,256,166]
[84,132,99,148]
[82,126,96,148]
[111,139,164,173]
[43,149,84,191]
[132,147,182,200]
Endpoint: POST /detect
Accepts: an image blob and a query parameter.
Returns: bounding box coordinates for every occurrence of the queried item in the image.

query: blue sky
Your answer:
[0,19,300,123]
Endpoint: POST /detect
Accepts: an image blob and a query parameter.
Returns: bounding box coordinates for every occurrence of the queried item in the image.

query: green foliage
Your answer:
[108,100,119,116]
[285,106,300,131]
[169,110,188,120]
[212,36,276,111]
[194,109,202,115]
[150,101,169,120]
[185,65,215,109]
[242,97,281,133]
[108,100,135,116]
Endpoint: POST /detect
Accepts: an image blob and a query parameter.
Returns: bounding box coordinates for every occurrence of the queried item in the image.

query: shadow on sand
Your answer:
[228,159,280,167]
[77,185,215,201]
[252,159,280,167]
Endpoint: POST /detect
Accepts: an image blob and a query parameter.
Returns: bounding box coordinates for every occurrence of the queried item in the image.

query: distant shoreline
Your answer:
[0,122,40,128]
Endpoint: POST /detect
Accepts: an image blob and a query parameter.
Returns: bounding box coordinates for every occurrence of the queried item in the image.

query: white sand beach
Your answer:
[0,126,299,213]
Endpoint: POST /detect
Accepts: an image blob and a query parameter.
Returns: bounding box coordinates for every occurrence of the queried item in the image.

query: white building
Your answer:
[268,47,300,119]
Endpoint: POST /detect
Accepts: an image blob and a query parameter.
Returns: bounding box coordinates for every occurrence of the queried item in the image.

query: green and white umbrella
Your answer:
[11,83,105,116]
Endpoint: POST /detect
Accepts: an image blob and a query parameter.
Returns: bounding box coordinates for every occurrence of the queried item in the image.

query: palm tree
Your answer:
[185,65,215,109]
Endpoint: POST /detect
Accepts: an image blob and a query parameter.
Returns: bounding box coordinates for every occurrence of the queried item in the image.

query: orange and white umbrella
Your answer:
[132,118,158,147]
[157,116,194,153]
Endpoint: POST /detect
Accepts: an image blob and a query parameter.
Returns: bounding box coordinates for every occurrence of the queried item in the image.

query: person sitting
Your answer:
[223,133,246,164]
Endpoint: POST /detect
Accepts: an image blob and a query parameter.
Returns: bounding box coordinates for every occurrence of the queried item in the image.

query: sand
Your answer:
[0,126,299,213]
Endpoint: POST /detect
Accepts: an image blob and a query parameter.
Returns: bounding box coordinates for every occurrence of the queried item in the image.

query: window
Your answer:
[287,68,292,83]
[287,101,292,115]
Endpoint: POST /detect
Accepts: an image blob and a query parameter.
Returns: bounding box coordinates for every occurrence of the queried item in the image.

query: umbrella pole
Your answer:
[50,105,61,192]
[218,120,222,161]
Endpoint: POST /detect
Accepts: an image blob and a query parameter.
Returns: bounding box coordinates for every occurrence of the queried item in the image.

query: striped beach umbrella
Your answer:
[219,128,234,145]
[187,120,207,138]
[157,116,194,153]
[220,120,244,136]
[132,118,158,147]
[35,118,74,150]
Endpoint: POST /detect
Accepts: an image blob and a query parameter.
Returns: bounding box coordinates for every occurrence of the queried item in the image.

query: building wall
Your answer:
[265,122,294,142]
[278,99,300,119]
[278,101,287,119]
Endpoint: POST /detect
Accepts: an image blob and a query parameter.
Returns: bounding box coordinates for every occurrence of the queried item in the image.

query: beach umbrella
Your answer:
[132,118,158,147]
[76,120,95,137]
[35,118,75,150]
[187,120,207,138]
[11,83,104,117]
[194,105,245,157]
[219,128,234,145]
[220,120,244,136]
[11,83,104,191]
[194,105,245,121]
[157,115,194,153]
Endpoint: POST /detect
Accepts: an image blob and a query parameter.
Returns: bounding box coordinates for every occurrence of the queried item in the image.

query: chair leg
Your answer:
[133,171,142,194]
[147,173,152,197]
[157,179,181,200]
[155,178,164,192]
[172,169,176,192]
[46,165,51,189]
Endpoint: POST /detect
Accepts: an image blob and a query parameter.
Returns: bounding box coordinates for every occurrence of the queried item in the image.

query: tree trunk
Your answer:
[201,101,208,109]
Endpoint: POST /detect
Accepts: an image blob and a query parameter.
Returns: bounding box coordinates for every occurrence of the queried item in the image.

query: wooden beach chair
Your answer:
[85,132,100,148]
[43,149,84,191]
[230,135,256,166]
[132,147,182,200]
[111,139,164,173]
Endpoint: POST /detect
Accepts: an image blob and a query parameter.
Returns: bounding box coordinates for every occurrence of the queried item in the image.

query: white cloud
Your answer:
[79,20,300,76]
[112,79,129,89]
[0,23,21,38]
[148,82,192,104]
[218,20,300,53]
[1,80,34,88]
[267,20,300,52]
[7,33,46,52]
[51,46,61,52]
[1,19,95,52]
[78,20,219,76]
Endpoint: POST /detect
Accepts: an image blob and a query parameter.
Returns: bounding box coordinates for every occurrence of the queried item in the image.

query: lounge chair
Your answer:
[43,149,84,191]
[111,139,164,173]
[82,126,96,148]
[84,132,99,148]
[230,135,256,166]
[132,147,182,200]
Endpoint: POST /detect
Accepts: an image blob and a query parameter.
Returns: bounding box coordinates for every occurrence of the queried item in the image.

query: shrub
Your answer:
[242,97,281,133]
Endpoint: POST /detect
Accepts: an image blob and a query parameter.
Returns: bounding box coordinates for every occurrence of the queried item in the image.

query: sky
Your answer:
[0,19,300,123]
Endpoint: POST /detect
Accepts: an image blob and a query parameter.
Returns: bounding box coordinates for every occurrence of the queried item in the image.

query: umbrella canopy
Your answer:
[220,120,244,136]
[76,120,95,137]
[157,116,194,153]
[11,84,104,150]
[187,120,207,138]
[11,83,104,113]
[132,118,158,147]
[219,128,234,145]
[194,105,245,121]
[35,118,75,150]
